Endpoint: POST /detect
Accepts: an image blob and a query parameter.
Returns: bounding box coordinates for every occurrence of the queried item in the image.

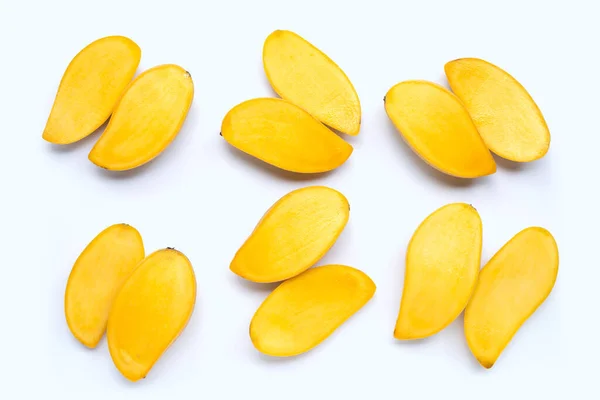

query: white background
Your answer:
[0,0,597,398]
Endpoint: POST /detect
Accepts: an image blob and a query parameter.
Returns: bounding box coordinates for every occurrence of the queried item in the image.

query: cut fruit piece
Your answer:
[107,248,196,382]
[43,36,141,144]
[88,64,194,171]
[250,265,375,356]
[445,58,550,162]
[384,80,496,178]
[64,223,144,348]
[263,30,361,136]
[394,203,482,340]
[464,227,559,369]
[221,98,353,173]
[230,186,349,283]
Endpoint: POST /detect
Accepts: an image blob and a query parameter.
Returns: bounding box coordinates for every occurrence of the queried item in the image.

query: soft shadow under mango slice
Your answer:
[230,186,349,283]
[43,36,141,144]
[250,265,375,357]
[464,227,559,369]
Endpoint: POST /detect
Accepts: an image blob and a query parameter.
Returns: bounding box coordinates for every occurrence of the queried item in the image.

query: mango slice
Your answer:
[263,30,361,136]
[43,36,141,145]
[64,223,144,348]
[394,203,482,340]
[88,64,194,171]
[221,98,353,173]
[230,186,349,283]
[464,227,559,369]
[107,248,196,381]
[445,58,551,162]
[250,265,375,356]
[384,80,496,178]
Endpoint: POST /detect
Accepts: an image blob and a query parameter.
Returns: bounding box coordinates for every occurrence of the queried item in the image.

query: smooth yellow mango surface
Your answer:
[250,265,375,356]
[107,248,196,381]
[385,80,496,178]
[394,203,482,340]
[43,36,141,144]
[64,223,144,348]
[230,186,349,283]
[263,30,361,136]
[89,64,194,171]
[445,58,551,162]
[221,98,353,173]
[465,227,559,369]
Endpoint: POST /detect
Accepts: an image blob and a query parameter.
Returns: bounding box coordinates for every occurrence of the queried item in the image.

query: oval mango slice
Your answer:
[250,265,375,356]
[221,98,353,173]
[107,248,196,381]
[394,203,482,340]
[464,227,559,369]
[230,186,349,283]
[445,58,551,162]
[64,223,144,348]
[385,80,496,178]
[89,64,194,171]
[263,30,361,136]
[43,36,141,144]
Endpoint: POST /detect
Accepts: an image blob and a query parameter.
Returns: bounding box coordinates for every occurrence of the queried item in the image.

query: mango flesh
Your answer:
[64,223,145,348]
[43,36,141,145]
[221,98,353,173]
[250,265,375,356]
[445,58,551,162]
[263,30,361,136]
[464,227,559,369]
[89,64,194,171]
[230,186,349,283]
[107,248,196,381]
[384,80,496,178]
[394,203,482,340]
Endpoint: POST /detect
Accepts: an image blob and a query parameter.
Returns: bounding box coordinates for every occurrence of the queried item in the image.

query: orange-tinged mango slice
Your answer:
[385,80,496,178]
[230,186,349,283]
[89,64,194,171]
[43,36,141,144]
[107,248,196,381]
[64,223,144,348]
[221,98,353,173]
[445,58,551,162]
[263,30,361,136]
[465,227,559,369]
[250,265,375,356]
[394,203,482,340]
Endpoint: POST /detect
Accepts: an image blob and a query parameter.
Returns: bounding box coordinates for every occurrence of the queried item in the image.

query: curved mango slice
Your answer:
[221,98,353,173]
[445,58,551,162]
[230,186,349,283]
[64,223,144,348]
[394,203,482,340]
[385,80,496,178]
[250,265,375,356]
[89,64,194,171]
[43,36,141,144]
[464,227,559,369]
[263,30,361,136]
[107,248,196,381]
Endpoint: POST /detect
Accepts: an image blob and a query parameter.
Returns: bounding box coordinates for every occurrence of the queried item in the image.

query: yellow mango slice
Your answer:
[394,203,482,340]
[230,186,349,283]
[107,248,196,381]
[89,64,194,171]
[221,98,353,173]
[445,58,551,162]
[43,36,141,145]
[464,227,559,369]
[250,265,375,356]
[263,30,361,136]
[385,80,496,178]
